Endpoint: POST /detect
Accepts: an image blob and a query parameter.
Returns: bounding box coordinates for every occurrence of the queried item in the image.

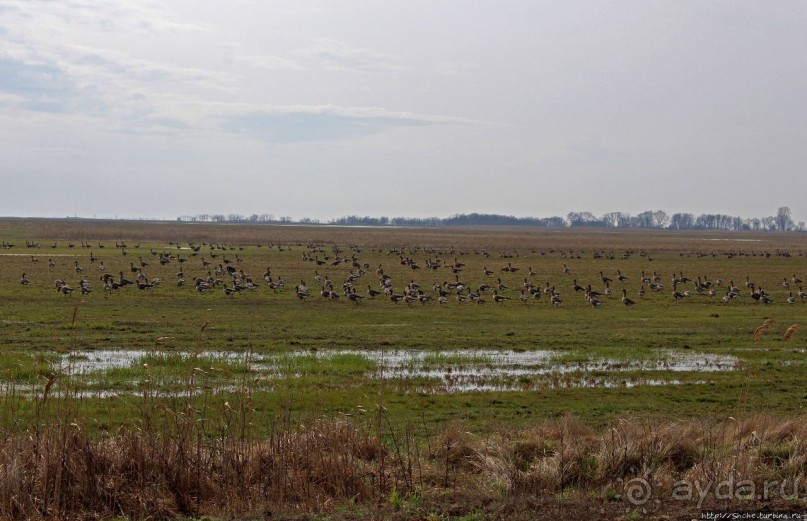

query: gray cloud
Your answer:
[302,38,405,72]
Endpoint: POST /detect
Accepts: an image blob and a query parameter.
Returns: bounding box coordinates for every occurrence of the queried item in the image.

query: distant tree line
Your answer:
[176,207,804,231]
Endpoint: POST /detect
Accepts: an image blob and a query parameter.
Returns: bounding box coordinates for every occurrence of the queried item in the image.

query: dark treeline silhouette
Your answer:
[176,207,804,231]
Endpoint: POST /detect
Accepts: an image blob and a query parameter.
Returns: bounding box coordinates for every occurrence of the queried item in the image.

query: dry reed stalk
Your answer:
[752,319,776,342]
[0,410,806,519]
[783,324,799,341]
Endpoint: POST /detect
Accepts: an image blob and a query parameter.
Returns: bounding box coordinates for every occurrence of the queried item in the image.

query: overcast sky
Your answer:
[1,1,805,223]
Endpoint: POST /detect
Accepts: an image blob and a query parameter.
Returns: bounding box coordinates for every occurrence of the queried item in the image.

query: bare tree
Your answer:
[776,207,794,231]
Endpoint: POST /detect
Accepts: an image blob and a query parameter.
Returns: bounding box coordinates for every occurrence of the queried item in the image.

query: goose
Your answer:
[793,274,803,285]
[551,292,562,306]
[617,270,627,282]
[519,290,529,303]
[20,273,31,285]
[585,285,602,298]
[48,258,56,268]
[562,263,571,274]
[787,292,795,305]
[672,283,685,302]
[638,285,646,299]
[572,279,585,292]
[348,290,364,304]
[600,272,612,284]
[295,285,309,301]
[118,272,133,286]
[493,291,509,303]
[483,266,494,276]
[621,289,635,307]
[297,281,309,295]
[799,287,807,301]
[418,293,434,304]
[58,285,74,296]
[74,261,83,273]
[505,262,519,273]
[586,291,603,307]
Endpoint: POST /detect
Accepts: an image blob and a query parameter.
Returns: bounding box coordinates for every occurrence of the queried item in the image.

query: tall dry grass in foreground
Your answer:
[1,384,806,520]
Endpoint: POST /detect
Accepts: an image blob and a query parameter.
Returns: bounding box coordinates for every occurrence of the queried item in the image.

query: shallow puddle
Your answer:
[52,348,736,393]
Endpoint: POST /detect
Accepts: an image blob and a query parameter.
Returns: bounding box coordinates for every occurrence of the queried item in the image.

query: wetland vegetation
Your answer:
[0,218,804,519]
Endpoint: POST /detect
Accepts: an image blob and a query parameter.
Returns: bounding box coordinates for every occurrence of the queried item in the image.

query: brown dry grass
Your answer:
[3,217,806,252]
[0,404,805,519]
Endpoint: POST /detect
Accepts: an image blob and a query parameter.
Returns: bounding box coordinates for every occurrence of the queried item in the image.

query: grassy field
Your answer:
[0,218,805,519]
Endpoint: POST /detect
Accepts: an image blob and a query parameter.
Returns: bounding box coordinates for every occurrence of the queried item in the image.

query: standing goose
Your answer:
[493,291,509,303]
[118,271,133,286]
[621,289,635,307]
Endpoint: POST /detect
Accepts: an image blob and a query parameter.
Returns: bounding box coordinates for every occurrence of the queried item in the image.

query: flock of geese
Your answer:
[12,241,807,309]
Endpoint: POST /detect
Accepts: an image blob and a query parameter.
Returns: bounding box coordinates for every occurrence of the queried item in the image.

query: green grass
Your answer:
[421,352,496,366]
[0,219,805,434]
